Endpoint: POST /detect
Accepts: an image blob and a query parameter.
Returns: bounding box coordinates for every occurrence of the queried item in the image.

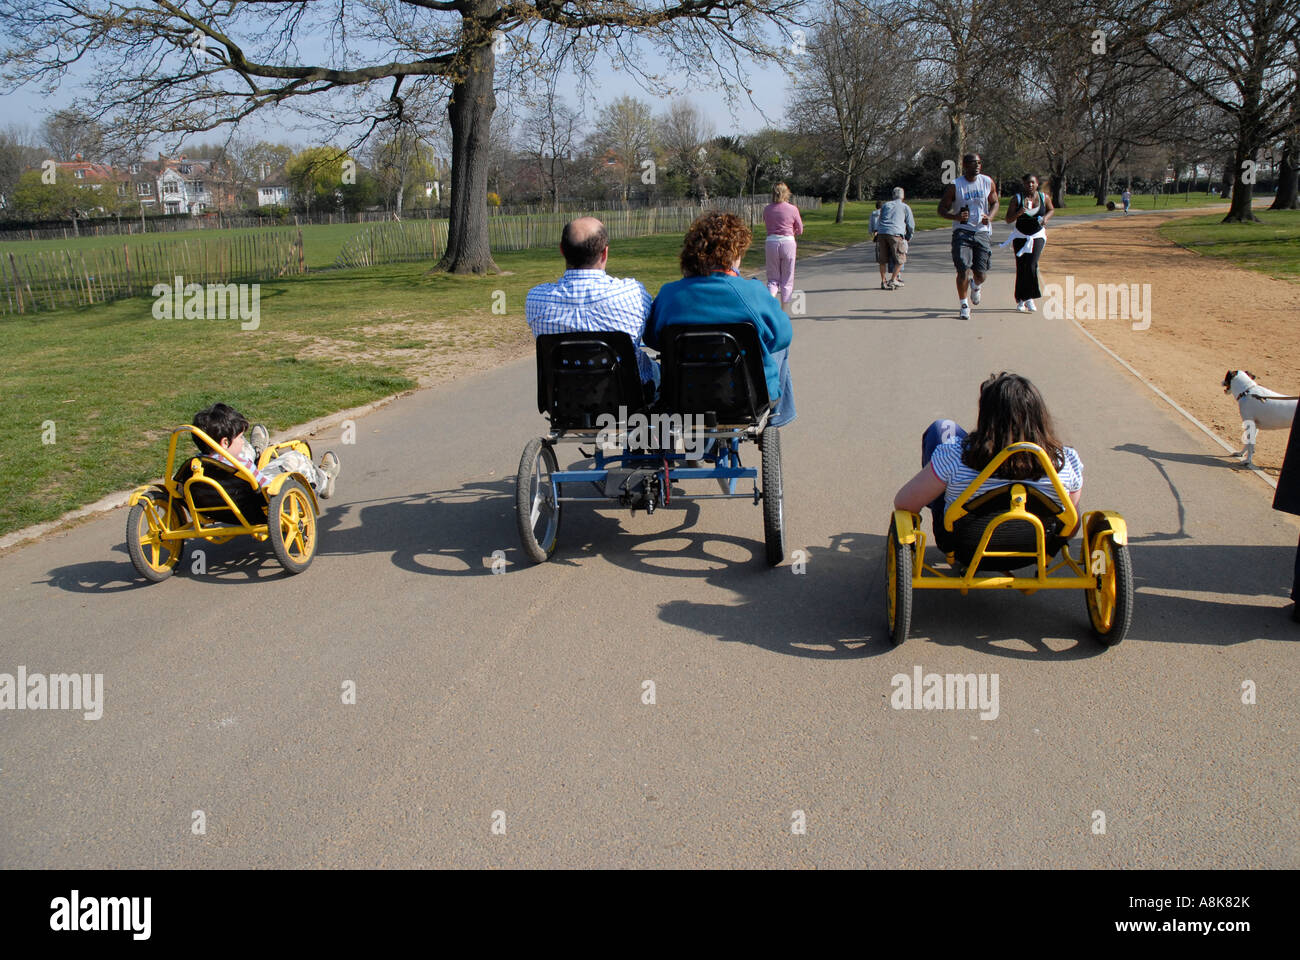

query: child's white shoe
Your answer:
[318,451,340,499]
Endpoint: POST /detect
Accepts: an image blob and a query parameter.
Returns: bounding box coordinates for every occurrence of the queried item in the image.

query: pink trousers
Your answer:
[765,235,797,302]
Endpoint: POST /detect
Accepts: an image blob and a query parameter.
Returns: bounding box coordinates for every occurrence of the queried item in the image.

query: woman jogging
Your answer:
[1003,174,1054,312]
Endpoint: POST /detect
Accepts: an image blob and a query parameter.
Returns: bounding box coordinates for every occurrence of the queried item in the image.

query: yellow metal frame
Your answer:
[127,426,319,547]
[891,442,1127,595]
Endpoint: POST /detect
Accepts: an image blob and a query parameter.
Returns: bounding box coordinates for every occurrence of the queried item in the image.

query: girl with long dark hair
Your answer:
[894,372,1083,532]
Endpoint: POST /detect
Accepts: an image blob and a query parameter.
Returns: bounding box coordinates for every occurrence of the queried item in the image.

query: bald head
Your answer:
[560,217,609,269]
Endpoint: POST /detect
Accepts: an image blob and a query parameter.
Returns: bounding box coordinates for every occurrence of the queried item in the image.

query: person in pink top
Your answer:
[762,182,803,307]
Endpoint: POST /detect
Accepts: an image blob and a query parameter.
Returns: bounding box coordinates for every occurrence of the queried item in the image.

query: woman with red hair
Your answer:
[646,211,796,426]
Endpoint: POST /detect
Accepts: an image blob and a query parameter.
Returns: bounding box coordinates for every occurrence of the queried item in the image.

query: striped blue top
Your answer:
[930,439,1084,510]
[525,269,656,382]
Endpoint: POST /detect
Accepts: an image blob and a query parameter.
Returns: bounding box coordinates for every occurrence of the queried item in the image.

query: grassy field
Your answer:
[1158,208,1300,281]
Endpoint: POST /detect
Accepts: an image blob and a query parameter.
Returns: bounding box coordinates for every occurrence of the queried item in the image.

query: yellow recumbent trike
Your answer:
[125,426,321,583]
[886,442,1132,646]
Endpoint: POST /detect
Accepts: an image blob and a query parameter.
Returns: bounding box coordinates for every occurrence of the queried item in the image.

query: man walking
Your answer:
[525,217,657,388]
[939,153,999,319]
[875,187,915,290]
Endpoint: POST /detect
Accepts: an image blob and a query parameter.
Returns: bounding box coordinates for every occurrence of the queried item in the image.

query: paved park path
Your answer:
[2,223,1296,868]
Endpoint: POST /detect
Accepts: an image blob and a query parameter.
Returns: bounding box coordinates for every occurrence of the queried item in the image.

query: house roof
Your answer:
[54,160,123,182]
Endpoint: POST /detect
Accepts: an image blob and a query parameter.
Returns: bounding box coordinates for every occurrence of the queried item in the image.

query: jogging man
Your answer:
[938,153,999,319]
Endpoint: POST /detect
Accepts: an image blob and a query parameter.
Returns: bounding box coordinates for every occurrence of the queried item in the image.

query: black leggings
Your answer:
[1012,237,1044,302]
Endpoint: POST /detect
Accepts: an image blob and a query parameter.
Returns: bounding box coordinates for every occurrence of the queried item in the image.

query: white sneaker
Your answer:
[317,451,340,500]
[1017,301,1028,312]
[970,284,982,305]
[1027,299,1037,312]
[959,302,970,320]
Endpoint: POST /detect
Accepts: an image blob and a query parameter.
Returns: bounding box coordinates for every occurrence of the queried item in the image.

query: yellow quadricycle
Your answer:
[125,426,320,583]
[886,442,1132,646]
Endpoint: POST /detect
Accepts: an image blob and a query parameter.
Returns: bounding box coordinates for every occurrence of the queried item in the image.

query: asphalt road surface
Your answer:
[2,224,1297,868]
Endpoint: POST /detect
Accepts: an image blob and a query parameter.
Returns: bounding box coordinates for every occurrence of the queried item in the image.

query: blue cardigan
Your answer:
[645,273,792,401]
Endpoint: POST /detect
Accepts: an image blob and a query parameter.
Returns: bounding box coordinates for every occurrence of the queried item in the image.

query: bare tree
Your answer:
[590,96,656,204]
[790,1,917,221]
[1271,47,1300,209]
[40,108,105,162]
[0,1,804,273]
[896,0,1012,159]
[657,100,717,202]
[521,88,582,212]
[1135,0,1300,222]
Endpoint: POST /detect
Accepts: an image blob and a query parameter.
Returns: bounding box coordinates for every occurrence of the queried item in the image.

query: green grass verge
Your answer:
[1158,208,1300,281]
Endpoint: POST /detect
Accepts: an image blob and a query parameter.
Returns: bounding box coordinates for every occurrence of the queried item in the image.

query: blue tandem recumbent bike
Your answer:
[515,324,786,566]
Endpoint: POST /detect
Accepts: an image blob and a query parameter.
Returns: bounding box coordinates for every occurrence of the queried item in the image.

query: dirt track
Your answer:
[1041,209,1299,475]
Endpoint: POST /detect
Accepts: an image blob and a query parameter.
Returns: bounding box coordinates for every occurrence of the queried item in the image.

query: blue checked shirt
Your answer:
[525,269,656,382]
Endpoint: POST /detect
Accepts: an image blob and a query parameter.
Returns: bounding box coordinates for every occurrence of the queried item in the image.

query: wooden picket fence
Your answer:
[1,230,306,314]
[333,197,822,270]
[3,196,824,312]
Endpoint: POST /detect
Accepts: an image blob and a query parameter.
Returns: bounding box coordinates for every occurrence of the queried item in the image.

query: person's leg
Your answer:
[780,238,797,303]
[889,240,904,284]
[952,233,972,301]
[1012,237,1028,303]
[1026,237,1044,302]
[765,240,780,298]
[768,348,796,427]
[970,235,990,298]
[877,239,890,287]
[920,420,967,541]
[1293,532,1300,603]
[262,449,327,491]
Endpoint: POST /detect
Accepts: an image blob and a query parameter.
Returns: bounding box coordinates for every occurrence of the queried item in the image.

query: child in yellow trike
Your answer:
[888,373,1131,646]
[125,403,340,583]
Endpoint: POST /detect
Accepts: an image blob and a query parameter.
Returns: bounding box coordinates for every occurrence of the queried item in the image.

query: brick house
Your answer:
[127,155,235,214]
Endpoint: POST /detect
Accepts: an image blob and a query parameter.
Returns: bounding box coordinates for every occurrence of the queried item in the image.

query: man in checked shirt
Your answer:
[525,217,658,393]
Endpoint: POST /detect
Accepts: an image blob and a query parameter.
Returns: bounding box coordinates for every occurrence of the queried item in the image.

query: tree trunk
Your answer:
[1094,163,1110,206]
[836,174,849,223]
[1048,159,1066,208]
[1271,139,1298,209]
[436,19,498,274]
[1218,154,1234,198]
[1223,128,1261,223]
[395,182,404,218]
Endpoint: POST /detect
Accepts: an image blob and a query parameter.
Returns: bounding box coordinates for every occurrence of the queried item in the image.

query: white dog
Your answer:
[1223,369,1299,465]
